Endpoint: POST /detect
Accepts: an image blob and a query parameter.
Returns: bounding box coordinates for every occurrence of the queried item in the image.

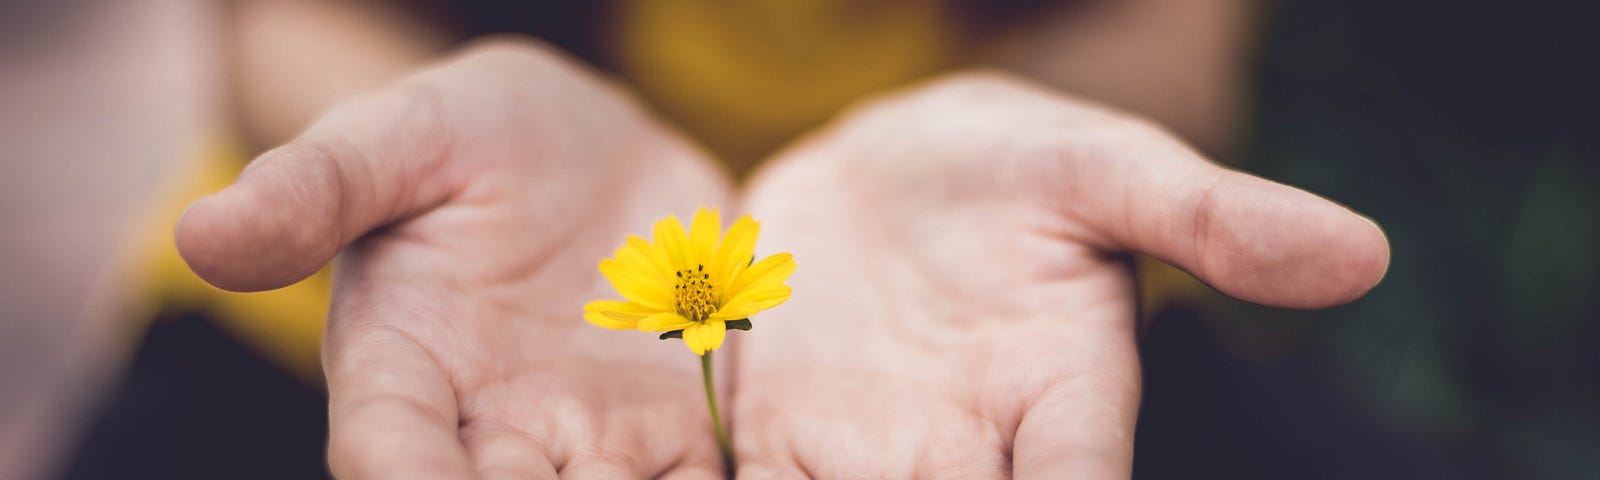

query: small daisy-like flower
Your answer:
[585,208,795,355]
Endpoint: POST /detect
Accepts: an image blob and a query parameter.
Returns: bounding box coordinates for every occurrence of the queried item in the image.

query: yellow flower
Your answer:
[585,208,795,355]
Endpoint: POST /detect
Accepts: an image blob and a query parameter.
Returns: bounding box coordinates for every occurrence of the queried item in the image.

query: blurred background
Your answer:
[1,0,1596,478]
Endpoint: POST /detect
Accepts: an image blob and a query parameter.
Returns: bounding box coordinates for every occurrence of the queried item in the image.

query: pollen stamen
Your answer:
[675,263,718,322]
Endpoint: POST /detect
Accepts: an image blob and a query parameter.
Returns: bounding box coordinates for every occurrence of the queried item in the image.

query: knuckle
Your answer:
[315,79,449,139]
[457,33,563,66]
[350,82,447,129]
[443,34,627,108]
[843,69,1051,130]
[907,69,1040,110]
[923,68,1032,95]
[451,34,597,89]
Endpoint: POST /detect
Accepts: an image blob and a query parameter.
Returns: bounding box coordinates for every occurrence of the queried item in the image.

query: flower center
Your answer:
[674,264,717,322]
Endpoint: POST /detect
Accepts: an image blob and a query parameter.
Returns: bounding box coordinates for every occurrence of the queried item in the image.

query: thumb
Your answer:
[176,85,461,292]
[1060,121,1390,309]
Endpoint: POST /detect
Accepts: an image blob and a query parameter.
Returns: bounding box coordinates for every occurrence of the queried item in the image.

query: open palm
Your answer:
[179,41,1388,478]
[178,40,732,479]
[730,73,1389,478]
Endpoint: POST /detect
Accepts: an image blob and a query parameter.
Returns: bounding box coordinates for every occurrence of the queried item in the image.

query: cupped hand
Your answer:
[730,72,1389,478]
[177,38,732,479]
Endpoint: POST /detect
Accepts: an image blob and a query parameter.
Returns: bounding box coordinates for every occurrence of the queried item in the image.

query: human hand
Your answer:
[177,38,732,479]
[730,72,1389,478]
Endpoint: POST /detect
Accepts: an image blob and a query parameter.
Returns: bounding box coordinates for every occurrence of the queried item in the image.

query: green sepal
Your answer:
[659,329,684,340]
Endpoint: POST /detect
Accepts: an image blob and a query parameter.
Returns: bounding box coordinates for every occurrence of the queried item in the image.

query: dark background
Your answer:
[1140,1,1599,478]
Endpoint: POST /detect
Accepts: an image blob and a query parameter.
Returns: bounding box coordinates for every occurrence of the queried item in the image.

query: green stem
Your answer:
[701,352,734,471]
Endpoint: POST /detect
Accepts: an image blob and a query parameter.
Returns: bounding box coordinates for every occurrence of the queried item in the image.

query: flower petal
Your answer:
[637,312,694,332]
[629,235,674,275]
[599,258,673,309]
[709,297,759,321]
[712,215,758,299]
[688,208,721,269]
[584,299,659,317]
[702,319,727,352]
[682,319,727,355]
[616,235,671,284]
[729,284,792,311]
[727,253,796,297]
[653,215,691,271]
[583,299,661,329]
[584,311,635,329]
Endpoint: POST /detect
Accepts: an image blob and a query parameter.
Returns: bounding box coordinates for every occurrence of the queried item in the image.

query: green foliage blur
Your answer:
[1227,0,1599,477]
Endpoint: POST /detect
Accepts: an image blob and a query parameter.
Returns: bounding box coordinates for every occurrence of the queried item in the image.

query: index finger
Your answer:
[324,321,473,479]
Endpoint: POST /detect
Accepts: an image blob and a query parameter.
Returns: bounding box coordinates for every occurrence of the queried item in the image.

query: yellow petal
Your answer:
[638,312,694,332]
[681,324,705,355]
[584,299,659,318]
[712,216,758,299]
[727,253,796,297]
[616,236,671,284]
[682,319,727,355]
[709,298,759,321]
[688,208,721,269]
[703,319,727,352]
[583,299,661,329]
[584,311,635,329]
[628,235,674,278]
[653,215,690,271]
[729,284,792,311]
[599,259,673,309]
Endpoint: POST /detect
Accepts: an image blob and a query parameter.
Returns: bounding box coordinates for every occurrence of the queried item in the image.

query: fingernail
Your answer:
[1359,214,1391,291]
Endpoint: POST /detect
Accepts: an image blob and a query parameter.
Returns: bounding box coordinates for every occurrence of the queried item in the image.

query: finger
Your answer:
[557,455,639,480]
[1057,122,1389,308]
[175,80,462,291]
[325,323,473,479]
[554,425,726,480]
[559,448,724,480]
[656,435,730,480]
[656,465,726,480]
[1010,331,1142,479]
[459,426,558,480]
[732,462,811,479]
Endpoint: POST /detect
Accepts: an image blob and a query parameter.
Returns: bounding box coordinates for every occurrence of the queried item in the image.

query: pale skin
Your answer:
[181,41,733,478]
[733,74,1388,478]
[178,37,1388,479]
